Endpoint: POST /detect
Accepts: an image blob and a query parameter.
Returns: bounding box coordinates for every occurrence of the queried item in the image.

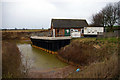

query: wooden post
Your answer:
[53,29,55,37]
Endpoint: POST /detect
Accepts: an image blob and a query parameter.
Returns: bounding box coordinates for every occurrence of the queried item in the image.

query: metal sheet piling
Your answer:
[30,36,71,54]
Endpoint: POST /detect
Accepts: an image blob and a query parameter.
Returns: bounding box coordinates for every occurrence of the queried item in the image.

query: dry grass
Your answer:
[2,29,49,40]
[58,39,118,65]
[72,38,96,42]
[2,32,30,40]
[58,41,95,65]
[2,41,25,78]
[1,29,48,32]
[68,54,118,78]
[58,38,119,78]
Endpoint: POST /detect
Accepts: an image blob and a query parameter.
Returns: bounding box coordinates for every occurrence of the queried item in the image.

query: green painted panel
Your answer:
[65,29,70,36]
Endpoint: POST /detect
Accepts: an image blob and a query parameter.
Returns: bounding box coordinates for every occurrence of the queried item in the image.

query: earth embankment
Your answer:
[58,38,119,78]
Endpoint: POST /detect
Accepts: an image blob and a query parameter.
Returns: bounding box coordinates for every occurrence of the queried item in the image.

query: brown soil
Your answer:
[67,54,118,78]
[28,65,76,78]
[58,39,118,78]
[58,41,97,66]
[2,41,24,78]
[2,38,119,78]
[2,40,76,78]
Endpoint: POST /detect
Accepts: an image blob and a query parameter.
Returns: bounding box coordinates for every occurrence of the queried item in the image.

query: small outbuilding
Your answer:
[51,19,88,37]
[50,19,104,37]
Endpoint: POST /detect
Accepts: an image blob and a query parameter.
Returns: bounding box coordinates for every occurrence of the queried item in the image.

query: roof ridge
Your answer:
[52,18,86,20]
[51,18,89,28]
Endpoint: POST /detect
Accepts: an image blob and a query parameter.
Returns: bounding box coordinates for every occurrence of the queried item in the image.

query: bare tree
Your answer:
[117,1,120,25]
[91,2,119,28]
[102,3,118,28]
[91,12,104,26]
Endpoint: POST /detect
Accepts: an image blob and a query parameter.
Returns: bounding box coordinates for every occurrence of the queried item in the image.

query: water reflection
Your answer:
[17,43,68,71]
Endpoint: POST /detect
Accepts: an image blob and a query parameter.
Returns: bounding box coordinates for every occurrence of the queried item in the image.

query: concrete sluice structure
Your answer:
[30,36,71,54]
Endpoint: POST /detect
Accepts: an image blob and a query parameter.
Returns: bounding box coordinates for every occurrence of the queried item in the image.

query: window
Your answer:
[57,29,59,33]
[88,32,90,33]
[82,29,84,33]
[70,29,74,32]
[75,29,78,32]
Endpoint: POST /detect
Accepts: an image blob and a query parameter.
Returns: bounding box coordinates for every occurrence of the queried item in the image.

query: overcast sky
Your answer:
[2,0,119,29]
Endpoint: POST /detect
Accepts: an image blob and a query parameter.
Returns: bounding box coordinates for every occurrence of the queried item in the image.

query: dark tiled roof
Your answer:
[51,19,88,28]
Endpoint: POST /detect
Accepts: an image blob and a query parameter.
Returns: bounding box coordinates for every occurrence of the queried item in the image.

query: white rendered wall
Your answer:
[70,29,81,38]
[84,27,104,35]
[71,32,81,38]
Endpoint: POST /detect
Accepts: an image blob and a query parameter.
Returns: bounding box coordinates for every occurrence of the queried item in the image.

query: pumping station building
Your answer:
[51,19,104,37]
[30,19,104,54]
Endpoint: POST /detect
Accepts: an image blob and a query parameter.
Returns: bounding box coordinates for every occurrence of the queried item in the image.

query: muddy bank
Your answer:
[58,41,98,66]
[67,54,118,78]
[57,55,82,68]
[28,65,76,78]
[58,38,119,78]
[17,42,76,78]
[2,40,76,78]
[2,36,119,78]
[2,41,24,78]
[58,38,118,66]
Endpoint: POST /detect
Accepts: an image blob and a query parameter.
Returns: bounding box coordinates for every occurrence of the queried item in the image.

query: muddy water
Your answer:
[17,43,68,71]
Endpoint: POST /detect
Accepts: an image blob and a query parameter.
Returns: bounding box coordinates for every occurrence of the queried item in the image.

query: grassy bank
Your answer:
[2,29,50,40]
[2,41,22,78]
[58,37,119,78]
[2,41,29,78]
[1,29,48,32]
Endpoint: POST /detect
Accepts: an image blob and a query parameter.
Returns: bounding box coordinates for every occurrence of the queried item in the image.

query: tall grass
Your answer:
[2,41,30,78]
[68,54,118,78]
[58,38,118,78]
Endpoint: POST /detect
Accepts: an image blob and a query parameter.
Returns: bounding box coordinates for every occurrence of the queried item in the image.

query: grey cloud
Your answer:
[2,0,120,29]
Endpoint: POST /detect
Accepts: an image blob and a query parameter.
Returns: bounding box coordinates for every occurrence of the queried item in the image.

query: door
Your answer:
[65,29,70,36]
